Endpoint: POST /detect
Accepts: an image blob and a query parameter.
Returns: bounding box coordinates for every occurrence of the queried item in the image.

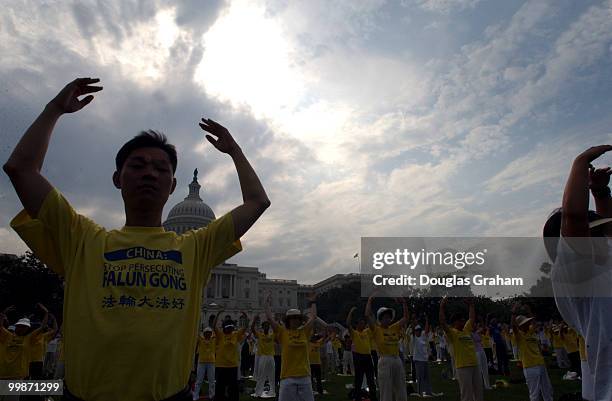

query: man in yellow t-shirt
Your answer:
[511,304,553,401]
[28,312,58,380]
[309,333,327,395]
[365,295,409,401]
[5,78,270,401]
[251,316,276,398]
[265,292,317,401]
[0,304,49,380]
[439,297,482,401]
[213,311,248,401]
[346,306,377,401]
[193,327,215,400]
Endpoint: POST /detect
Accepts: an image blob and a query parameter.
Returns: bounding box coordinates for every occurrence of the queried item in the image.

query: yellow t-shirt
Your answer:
[515,326,544,368]
[197,336,216,363]
[309,339,323,365]
[277,325,312,379]
[0,329,40,379]
[563,329,579,354]
[332,338,341,350]
[578,336,587,361]
[256,331,275,356]
[351,328,371,355]
[369,331,378,352]
[373,322,402,356]
[10,188,241,401]
[57,338,64,362]
[215,330,246,368]
[444,321,477,368]
[552,331,563,349]
[29,330,56,362]
[481,334,492,349]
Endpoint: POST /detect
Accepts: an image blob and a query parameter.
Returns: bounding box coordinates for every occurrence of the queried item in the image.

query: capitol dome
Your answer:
[163,169,215,234]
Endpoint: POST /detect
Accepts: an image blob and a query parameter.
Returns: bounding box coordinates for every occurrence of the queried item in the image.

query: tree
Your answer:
[0,252,63,325]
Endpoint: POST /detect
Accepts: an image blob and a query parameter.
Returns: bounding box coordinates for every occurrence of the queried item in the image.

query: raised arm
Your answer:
[264,292,280,332]
[198,119,271,240]
[590,167,612,217]
[346,306,356,333]
[438,297,449,331]
[510,302,520,336]
[3,78,102,218]
[251,315,260,338]
[396,297,410,328]
[562,145,612,237]
[303,293,318,332]
[212,310,224,335]
[365,295,376,330]
[466,298,475,329]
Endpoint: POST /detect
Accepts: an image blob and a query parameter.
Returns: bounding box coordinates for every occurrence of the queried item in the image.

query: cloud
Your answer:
[404,0,482,14]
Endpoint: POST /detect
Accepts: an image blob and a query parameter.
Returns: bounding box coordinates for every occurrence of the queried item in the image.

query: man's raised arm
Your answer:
[3,78,102,218]
[198,118,270,240]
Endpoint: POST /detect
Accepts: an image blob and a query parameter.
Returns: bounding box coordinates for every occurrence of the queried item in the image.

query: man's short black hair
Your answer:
[115,130,177,173]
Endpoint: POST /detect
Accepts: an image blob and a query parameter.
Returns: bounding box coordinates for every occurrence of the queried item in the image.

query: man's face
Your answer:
[113,147,176,212]
[15,325,28,336]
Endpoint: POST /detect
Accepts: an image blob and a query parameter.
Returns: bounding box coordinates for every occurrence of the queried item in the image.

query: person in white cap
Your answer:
[510,303,552,401]
[193,326,216,400]
[251,315,276,398]
[439,297,482,401]
[0,304,49,382]
[543,145,612,401]
[411,318,438,397]
[365,295,409,401]
[265,292,317,401]
[213,310,248,401]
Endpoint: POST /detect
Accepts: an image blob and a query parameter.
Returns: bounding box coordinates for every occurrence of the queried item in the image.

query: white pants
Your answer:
[255,355,276,396]
[378,355,407,401]
[475,350,490,389]
[581,360,593,401]
[456,366,484,401]
[523,365,553,401]
[554,348,570,369]
[343,350,354,375]
[279,376,314,401]
[193,362,215,400]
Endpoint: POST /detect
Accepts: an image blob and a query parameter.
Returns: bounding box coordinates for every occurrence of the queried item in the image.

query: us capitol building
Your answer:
[162,170,359,328]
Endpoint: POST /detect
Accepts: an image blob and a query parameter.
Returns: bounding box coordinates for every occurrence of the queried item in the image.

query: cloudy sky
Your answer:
[1,0,611,284]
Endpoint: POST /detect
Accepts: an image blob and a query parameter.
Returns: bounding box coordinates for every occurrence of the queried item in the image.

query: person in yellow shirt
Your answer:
[561,325,581,379]
[439,297,482,401]
[550,323,570,369]
[0,304,49,381]
[511,303,552,401]
[213,311,248,401]
[193,327,216,401]
[265,292,317,401]
[4,77,270,401]
[309,332,329,396]
[365,295,409,401]
[28,312,58,380]
[346,306,377,401]
[251,316,276,398]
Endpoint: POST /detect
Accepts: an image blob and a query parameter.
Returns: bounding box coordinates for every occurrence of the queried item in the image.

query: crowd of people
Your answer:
[0,295,589,401]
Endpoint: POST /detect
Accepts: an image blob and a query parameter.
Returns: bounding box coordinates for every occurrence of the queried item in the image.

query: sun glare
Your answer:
[194,0,304,119]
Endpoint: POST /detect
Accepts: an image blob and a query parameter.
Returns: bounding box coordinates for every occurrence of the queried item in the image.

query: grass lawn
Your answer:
[228,357,581,401]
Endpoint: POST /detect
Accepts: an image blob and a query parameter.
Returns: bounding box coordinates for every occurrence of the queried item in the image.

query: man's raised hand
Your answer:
[49,78,102,114]
[199,118,239,155]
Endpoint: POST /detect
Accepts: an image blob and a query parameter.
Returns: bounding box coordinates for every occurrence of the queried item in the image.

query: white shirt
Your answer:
[412,334,429,362]
[552,237,612,401]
